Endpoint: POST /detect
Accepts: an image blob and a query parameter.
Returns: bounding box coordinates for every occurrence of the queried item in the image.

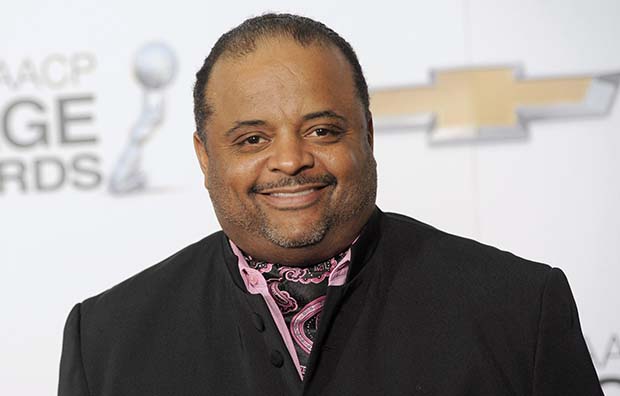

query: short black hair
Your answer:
[192,13,370,142]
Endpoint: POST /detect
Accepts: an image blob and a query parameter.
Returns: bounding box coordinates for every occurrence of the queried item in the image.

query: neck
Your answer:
[225,207,374,267]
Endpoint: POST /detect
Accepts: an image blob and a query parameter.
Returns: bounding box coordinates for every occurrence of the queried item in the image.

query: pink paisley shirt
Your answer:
[229,240,352,380]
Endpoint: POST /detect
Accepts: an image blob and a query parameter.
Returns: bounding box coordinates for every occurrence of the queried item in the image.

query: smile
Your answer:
[256,184,329,209]
[269,189,316,197]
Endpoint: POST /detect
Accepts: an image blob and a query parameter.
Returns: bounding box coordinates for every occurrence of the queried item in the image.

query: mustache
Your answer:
[251,174,337,193]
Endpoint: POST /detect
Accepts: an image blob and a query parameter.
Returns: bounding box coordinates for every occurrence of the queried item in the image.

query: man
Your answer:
[58,13,603,396]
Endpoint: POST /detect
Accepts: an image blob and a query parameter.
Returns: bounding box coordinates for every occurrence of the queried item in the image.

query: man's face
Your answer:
[194,37,376,264]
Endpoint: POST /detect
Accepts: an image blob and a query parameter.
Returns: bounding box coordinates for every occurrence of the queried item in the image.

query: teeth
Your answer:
[270,189,315,197]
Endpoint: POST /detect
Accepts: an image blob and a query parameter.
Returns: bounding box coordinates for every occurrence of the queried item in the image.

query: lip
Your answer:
[256,184,330,209]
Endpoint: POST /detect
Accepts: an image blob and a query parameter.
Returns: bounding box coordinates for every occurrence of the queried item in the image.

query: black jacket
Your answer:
[58,209,603,395]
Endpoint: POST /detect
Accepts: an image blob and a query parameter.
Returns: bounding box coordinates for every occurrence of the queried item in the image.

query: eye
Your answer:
[234,133,270,152]
[308,127,345,138]
[310,128,332,137]
[240,135,267,145]
[306,126,344,142]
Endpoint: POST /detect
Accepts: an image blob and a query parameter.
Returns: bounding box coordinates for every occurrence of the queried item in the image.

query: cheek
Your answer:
[321,146,368,180]
[208,152,265,194]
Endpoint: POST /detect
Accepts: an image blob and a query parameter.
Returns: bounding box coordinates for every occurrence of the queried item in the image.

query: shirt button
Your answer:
[249,275,259,286]
[252,313,265,332]
[270,350,284,368]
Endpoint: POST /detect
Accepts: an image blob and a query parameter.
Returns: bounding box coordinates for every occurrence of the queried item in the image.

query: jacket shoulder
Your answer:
[380,211,554,302]
[371,212,600,395]
[79,231,225,318]
[383,211,551,273]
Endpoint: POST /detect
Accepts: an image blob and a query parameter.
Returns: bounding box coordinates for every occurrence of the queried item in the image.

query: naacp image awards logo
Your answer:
[0,41,177,195]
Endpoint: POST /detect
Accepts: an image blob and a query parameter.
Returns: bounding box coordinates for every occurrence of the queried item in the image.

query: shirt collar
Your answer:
[229,240,353,293]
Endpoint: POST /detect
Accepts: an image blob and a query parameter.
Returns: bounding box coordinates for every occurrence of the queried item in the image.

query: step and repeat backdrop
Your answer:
[1,0,619,394]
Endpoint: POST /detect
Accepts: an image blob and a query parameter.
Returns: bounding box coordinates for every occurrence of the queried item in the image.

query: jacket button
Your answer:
[270,350,284,368]
[252,313,265,332]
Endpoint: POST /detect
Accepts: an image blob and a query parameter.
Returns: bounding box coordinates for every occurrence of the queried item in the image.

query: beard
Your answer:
[208,155,377,250]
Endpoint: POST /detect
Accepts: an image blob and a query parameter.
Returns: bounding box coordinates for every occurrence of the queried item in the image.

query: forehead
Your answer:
[205,37,360,125]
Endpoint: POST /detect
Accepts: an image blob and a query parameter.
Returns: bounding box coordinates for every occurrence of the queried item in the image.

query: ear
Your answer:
[193,132,210,189]
[366,112,374,151]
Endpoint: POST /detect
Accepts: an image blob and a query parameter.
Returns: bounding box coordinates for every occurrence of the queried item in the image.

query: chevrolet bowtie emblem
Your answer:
[370,66,620,143]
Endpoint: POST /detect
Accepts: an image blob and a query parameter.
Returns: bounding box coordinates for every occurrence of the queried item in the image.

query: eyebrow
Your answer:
[225,120,267,138]
[303,110,347,123]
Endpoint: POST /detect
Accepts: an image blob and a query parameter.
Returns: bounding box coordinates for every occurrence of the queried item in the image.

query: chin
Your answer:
[261,219,329,249]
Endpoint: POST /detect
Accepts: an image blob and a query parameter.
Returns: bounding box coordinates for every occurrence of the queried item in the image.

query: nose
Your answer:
[267,134,314,175]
